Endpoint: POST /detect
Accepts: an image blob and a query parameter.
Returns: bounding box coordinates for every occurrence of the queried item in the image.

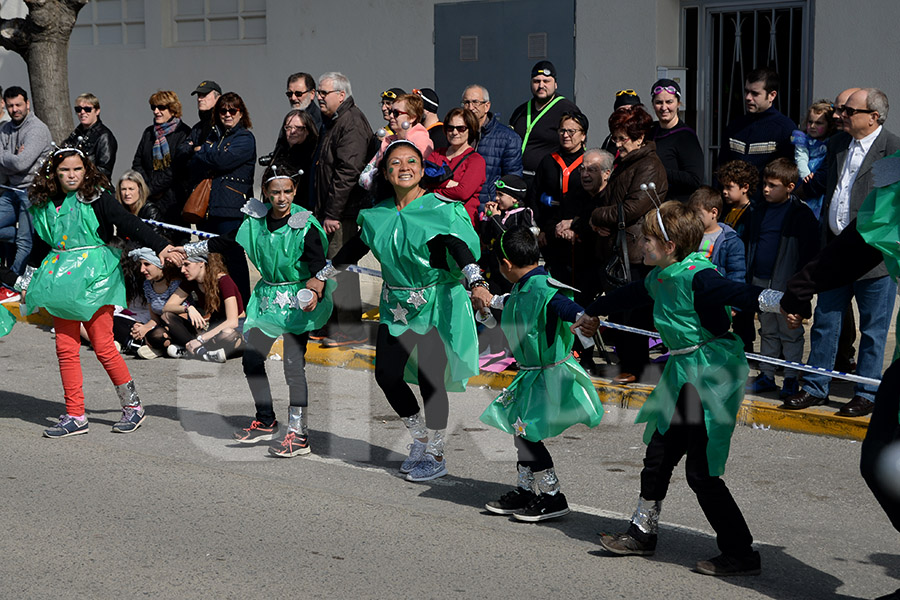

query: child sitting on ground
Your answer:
[477,226,603,522]
[689,186,746,283]
[575,201,784,577]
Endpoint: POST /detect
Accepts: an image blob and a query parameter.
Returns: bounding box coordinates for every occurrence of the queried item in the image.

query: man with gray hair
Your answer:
[782,87,900,417]
[461,84,522,217]
[312,71,373,347]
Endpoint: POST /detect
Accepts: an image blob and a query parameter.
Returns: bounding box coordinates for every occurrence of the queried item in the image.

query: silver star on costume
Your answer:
[513,417,527,437]
[497,388,516,407]
[389,303,409,324]
[407,290,427,309]
[274,290,293,309]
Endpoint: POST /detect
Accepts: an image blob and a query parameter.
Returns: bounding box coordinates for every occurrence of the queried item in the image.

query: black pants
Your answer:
[861,359,900,531]
[607,263,652,375]
[373,324,449,429]
[242,328,309,425]
[165,314,242,357]
[639,384,754,557]
[515,436,554,472]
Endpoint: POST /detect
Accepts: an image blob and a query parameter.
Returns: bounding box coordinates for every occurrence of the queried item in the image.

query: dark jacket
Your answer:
[650,122,703,202]
[509,95,580,173]
[718,105,795,172]
[705,222,746,283]
[188,109,215,149]
[473,113,523,213]
[132,119,192,222]
[189,123,257,219]
[263,139,316,210]
[528,148,585,231]
[590,142,668,264]
[314,95,373,222]
[746,195,819,291]
[63,119,118,177]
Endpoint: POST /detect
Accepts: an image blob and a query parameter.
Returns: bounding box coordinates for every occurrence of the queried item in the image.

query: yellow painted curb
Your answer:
[8,303,54,327]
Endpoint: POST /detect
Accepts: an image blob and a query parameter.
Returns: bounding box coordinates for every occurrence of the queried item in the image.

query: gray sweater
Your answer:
[0,111,52,187]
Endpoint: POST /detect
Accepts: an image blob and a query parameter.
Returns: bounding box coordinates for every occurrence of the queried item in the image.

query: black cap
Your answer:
[416,88,439,112]
[191,80,222,96]
[381,87,406,101]
[651,78,682,99]
[614,89,642,110]
[495,174,528,202]
[531,60,557,79]
[562,111,589,135]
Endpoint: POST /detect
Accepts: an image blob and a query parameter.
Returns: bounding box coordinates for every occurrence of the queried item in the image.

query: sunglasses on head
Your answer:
[219,107,239,116]
[150,104,169,112]
[382,90,398,100]
[616,89,638,97]
[74,106,94,113]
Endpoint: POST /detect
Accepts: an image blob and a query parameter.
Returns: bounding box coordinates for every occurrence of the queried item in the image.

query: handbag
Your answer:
[182,177,212,221]
[603,200,633,289]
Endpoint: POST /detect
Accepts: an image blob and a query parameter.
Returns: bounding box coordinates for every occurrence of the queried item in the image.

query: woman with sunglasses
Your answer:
[132,90,192,226]
[649,79,703,202]
[313,140,488,482]
[359,94,433,191]
[425,107,486,225]
[259,109,318,209]
[187,91,256,304]
[62,93,118,178]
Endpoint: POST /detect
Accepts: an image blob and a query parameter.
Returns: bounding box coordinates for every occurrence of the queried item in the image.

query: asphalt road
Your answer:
[1,322,898,600]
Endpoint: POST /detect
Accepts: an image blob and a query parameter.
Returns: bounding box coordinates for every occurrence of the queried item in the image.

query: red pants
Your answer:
[54,305,132,417]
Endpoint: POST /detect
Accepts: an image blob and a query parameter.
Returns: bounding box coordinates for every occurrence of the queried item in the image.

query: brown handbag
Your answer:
[182,178,212,221]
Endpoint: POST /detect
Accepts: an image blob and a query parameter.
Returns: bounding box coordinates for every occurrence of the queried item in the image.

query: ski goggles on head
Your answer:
[652,85,680,98]
[495,180,526,194]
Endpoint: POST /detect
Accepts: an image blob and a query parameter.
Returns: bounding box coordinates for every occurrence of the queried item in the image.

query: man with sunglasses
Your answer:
[782,88,900,418]
[509,61,580,183]
[285,72,322,132]
[62,93,118,178]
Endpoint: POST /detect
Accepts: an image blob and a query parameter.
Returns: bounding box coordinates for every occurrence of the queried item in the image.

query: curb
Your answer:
[7,305,869,441]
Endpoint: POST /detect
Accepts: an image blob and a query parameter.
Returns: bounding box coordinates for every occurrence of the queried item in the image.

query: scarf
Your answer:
[152,118,181,170]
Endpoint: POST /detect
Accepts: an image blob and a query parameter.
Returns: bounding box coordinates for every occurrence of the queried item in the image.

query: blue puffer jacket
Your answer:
[706,222,747,283]
[190,123,257,219]
[473,113,523,213]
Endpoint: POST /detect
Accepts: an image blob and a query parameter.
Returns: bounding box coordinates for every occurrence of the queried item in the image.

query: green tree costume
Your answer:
[26,192,125,321]
[0,305,13,337]
[480,273,604,441]
[641,252,749,476]
[235,201,334,338]
[357,193,480,390]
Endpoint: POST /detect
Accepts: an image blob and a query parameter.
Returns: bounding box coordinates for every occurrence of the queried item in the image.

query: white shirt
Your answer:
[829,125,882,235]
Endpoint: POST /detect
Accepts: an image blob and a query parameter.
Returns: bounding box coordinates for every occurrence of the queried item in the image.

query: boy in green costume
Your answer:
[576,201,783,576]
[479,226,603,521]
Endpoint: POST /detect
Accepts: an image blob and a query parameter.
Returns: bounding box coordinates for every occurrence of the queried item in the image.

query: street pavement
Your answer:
[1,322,898,600]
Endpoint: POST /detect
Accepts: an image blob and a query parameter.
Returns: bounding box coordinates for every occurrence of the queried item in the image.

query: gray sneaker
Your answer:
[405,453,448,482]
[400,439,427,473]
[112,405,146,434]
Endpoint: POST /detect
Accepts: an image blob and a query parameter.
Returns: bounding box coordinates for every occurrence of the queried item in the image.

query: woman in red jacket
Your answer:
[427,108,486,226]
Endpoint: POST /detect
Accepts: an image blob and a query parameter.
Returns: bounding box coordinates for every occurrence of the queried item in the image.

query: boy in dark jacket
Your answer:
[745,158,819,397]
[689,186,746,283]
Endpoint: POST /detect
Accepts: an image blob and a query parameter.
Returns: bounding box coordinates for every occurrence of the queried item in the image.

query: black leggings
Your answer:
[373,324,449,429]
[515,436,554,472]
[861,358,900,532]
[163,312,243,358]
[242,328,309,425]
[638,384,754,557]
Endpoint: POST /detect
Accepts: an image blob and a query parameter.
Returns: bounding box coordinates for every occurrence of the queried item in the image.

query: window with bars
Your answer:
[71,0,146,47]
[173,0,266,45]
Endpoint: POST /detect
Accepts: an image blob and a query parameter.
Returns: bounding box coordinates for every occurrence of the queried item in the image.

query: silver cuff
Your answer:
[630,497,662,535]
[14,266,35,292]
[115,380,140,408]
[288,406,308,435]
[315,263,339,282]
[426,429,445,458]
[758,288,784,313]
[461,263,483,286]
[536,468,561,496]
[184,240,209,259]
[489,294,507,310]
[401,412,427,440]
[516,464,534,492]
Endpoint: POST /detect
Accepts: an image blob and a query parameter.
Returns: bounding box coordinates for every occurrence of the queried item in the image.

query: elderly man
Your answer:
[509,60,580,180]
[286,72,322,132]
[0,86,51,302]
[782,88,900,417]
[313,72,373,348]
[462,84,522,217]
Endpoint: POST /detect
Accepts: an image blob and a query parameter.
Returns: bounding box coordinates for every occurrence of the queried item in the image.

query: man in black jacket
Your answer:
[63,93,118,178]
[187,80,221,151]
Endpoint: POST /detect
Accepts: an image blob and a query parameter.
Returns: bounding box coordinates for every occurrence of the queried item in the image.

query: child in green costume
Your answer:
[576,201,783,577]
[479,226,603,521]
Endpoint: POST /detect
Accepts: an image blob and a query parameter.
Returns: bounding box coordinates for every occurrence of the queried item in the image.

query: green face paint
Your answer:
[388,167,394,174]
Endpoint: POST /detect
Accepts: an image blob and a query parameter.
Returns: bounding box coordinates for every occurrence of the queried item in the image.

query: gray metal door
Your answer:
[434,0,575,123]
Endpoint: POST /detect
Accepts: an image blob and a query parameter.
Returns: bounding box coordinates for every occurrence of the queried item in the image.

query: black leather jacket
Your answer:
[63,119,118,177]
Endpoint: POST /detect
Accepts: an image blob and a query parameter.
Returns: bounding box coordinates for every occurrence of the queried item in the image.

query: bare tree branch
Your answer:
[0,18,31,55]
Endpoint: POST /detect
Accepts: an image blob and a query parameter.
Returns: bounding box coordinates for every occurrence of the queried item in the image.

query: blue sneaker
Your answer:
[406,453,448,482]
[745,373,777,394]
[112,405,146,434]
[779,377,800,400]
[399,439,427,474]
[44,415,89,438]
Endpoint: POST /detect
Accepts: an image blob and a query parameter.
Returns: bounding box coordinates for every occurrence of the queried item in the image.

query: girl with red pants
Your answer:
[2,148,177,438]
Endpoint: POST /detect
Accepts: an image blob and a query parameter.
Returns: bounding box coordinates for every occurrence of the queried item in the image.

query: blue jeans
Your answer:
[802,275,897,401]
[0,189,33,275]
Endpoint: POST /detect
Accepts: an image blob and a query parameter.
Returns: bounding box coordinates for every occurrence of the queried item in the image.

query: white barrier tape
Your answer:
[595,319,881,388]
[0,184,27,193]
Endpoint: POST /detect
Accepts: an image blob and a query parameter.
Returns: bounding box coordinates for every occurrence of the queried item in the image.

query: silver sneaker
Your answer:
[400,439,427,473]
[405,453,448,482]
